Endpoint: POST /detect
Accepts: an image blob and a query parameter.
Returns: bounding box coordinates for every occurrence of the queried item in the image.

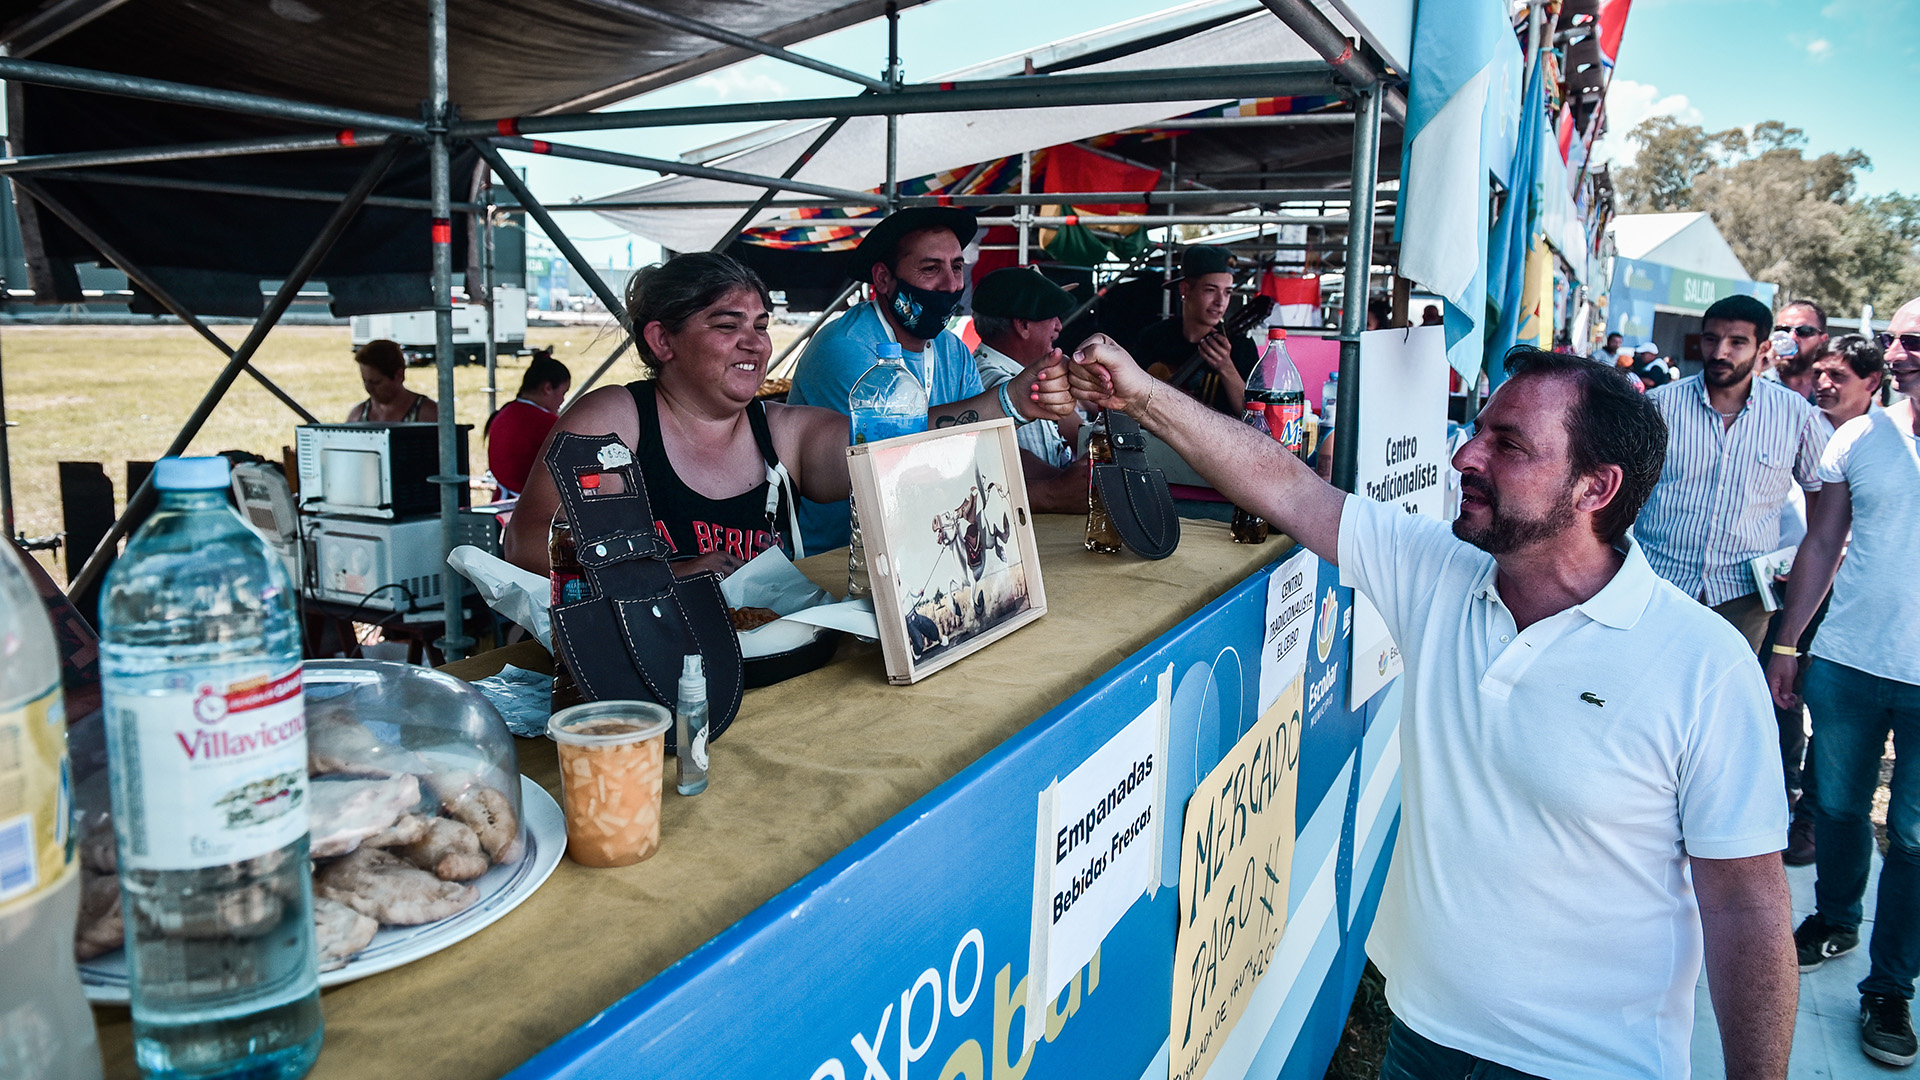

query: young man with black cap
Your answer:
[1637,293,1830,650]
[787,207,1072,552]
[1129,246,1258,416]
[971,266,1088,513]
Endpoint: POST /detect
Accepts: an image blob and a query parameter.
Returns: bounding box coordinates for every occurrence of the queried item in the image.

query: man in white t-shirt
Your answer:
[1069,338,1793,1079]
[1770,296,1920,1067]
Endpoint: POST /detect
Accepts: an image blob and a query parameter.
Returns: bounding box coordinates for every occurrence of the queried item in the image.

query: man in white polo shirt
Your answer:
[1068,339,1794,1078]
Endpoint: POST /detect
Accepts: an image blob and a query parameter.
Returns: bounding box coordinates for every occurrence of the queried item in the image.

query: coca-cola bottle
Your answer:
[1229,401,1274,545]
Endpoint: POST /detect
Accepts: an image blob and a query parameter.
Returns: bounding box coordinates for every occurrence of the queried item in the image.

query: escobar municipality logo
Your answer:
[1315,587,1338,663]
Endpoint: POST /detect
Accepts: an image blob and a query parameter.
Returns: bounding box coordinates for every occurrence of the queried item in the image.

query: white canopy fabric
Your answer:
[587,1,1337,252]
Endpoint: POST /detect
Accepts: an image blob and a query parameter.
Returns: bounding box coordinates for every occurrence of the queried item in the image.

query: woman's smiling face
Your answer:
[649,286,773,404]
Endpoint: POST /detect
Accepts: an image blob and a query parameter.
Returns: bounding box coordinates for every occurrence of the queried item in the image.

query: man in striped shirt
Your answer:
[1637,294,1830,650]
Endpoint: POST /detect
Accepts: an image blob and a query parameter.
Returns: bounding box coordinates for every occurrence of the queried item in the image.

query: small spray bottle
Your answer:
[675,654,710,796]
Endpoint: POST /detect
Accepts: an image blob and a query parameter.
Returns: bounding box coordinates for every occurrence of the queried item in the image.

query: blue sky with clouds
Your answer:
[1595,0,1917,197]
[514,0,1920,270]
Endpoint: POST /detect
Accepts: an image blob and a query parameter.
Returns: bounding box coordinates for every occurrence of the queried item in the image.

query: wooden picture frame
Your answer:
[846,419,1048,684]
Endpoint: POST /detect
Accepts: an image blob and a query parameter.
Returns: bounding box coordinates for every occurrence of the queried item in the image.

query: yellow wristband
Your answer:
[1770,643,1802,657]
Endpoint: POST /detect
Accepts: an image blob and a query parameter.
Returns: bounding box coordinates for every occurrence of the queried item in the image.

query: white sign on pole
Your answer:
[1026,669,1171,1044]
[1348,325,1451,710]
[1259,547,1318,717]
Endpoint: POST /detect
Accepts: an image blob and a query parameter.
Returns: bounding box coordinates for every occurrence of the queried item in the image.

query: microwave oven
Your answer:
[295,423,470,519]
[302,512,498,611]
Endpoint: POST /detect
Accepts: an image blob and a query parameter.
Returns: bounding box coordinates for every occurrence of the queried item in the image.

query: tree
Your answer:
[1613,117,1920,314]
[1614,116,1746,213]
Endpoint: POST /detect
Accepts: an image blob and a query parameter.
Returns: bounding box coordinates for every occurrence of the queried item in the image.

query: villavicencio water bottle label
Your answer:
[105,665,308,871]
[0,684,73,908]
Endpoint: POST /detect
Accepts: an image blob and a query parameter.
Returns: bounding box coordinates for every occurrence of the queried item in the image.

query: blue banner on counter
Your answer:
[510,550,1401,1080]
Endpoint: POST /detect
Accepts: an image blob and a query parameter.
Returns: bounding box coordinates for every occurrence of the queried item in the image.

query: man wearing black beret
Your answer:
[971,266,1089,513]
[787,207,1074,552]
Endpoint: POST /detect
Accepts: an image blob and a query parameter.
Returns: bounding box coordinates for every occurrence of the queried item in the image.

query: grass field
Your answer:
[2,319,801,582]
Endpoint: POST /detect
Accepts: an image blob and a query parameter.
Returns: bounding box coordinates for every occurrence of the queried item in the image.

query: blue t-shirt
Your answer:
[786,300,984,553]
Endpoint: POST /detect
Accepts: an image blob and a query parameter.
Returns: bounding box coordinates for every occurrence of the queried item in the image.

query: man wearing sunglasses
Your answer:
[1771,297,1920,1066]
[1771,300,1830,401]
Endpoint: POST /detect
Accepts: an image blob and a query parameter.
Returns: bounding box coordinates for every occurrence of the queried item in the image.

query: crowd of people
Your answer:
[376,201,1920,1076]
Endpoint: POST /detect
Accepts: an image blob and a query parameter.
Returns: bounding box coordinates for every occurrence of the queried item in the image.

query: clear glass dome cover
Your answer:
[304,660,525,867]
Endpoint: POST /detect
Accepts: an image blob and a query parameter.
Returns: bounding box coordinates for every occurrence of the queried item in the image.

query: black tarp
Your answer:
[0,0,918,314]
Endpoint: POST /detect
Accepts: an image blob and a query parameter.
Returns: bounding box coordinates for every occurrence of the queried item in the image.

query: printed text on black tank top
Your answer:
[655,519,782,561]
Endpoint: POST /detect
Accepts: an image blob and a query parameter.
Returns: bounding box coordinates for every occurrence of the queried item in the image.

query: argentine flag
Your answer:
[1395,0,1523,383]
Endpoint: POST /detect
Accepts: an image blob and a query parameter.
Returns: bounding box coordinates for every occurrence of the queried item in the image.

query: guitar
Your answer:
[1145,294,1277,390]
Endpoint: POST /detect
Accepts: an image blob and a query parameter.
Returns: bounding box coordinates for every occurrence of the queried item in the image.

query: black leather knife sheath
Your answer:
[1092,411,1180,560]
[544,431,743,746]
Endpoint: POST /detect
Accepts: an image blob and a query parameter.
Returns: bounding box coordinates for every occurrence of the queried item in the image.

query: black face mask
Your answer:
[886,279,965,340]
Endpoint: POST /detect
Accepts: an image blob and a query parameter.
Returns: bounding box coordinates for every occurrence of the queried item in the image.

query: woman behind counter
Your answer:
[503,253,856,579]
[506,251,1074,579]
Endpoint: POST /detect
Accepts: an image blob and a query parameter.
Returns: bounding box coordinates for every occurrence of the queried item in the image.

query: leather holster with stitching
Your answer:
[544,431,743,747]
[1092,411,1180,560]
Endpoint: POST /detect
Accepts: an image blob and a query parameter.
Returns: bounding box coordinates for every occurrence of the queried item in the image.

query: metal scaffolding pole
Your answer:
[900,188,1382,207]
[1257,0,1384,88]
[483,178,498,418]
[1332,85,1381,495]
[1118,113,1355,132]
[67,140,403,600]
[427,0,469,660]
[1017,151,1030,265]
[565,334,636,406]
[0,130,387,176]
[575,197,866,212]
[0,321,11,539]
[0,54,424,134]
[710,114,852,252]
[472,141,630,326]
[883,3,899,213]
[490,135,876,203]
[454,63,1341,139]
[577,0,888,92]
[29,168,481,212]
[13,177,318,423]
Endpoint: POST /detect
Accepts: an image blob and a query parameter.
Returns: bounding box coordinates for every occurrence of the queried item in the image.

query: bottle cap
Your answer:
[153,456,231,491]
[1246,400,1267,410]
[1267,327,1288,340]
[876,342,903,360]
[678,653,707,703]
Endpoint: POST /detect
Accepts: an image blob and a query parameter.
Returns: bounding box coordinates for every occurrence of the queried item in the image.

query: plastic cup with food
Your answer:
[548,701,672,867]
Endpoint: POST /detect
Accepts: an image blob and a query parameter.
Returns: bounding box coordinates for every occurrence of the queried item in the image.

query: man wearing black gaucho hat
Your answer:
[971,265,1090,513]
[1129,245,1259,415]
[787,207,1074,552]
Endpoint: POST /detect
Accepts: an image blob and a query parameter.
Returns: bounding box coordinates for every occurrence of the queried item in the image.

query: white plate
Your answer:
[81,774,565,1003]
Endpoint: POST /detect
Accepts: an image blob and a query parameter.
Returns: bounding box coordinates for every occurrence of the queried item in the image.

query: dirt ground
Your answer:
[1,320,799,583]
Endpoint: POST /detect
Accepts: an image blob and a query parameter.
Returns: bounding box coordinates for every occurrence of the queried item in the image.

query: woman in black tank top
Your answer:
[502,253,860,581]
[624,380,790,563]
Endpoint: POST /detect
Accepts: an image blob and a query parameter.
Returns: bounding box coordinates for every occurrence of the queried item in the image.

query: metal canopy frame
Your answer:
[4,0,1401,659]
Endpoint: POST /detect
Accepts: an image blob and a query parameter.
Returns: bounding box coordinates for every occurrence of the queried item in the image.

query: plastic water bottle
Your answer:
[847,342,928,599]
[674,655,709,797]
[0,542,104,1080]
[99,457,322,1080]
[1321,371,1339,429]
[1248,327,1307,458]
